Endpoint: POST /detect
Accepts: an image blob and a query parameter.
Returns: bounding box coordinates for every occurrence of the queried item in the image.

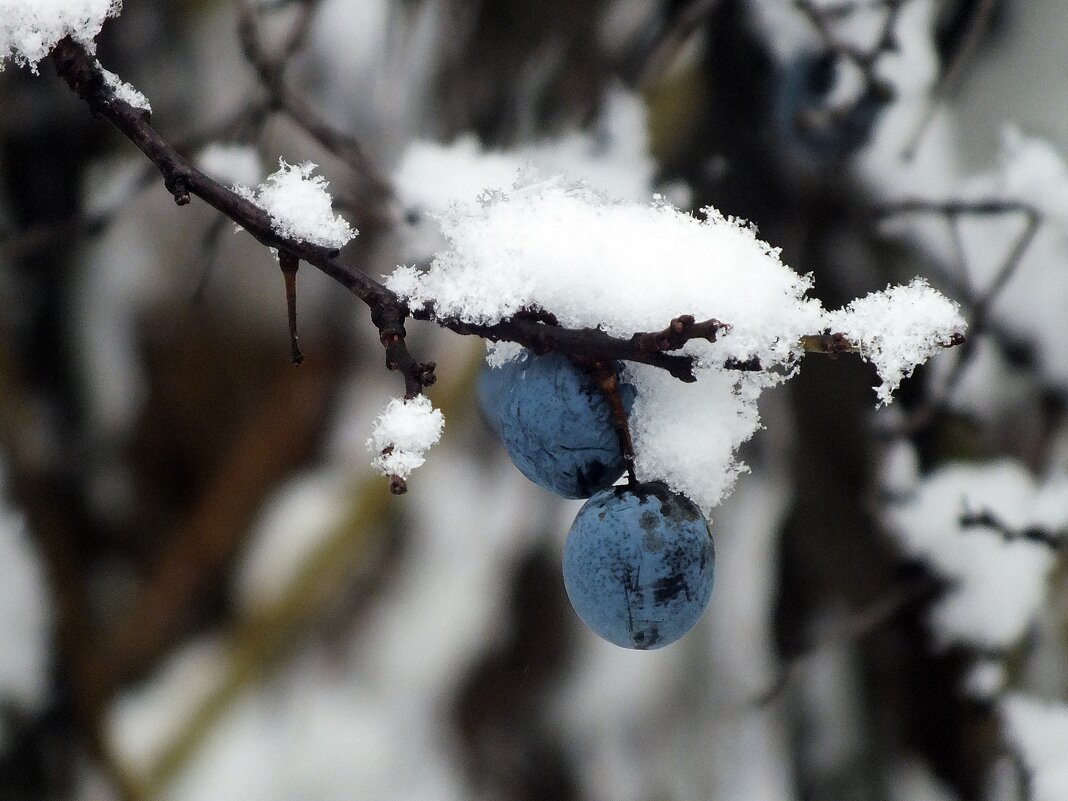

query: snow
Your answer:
[232,468,351,613]
[0,495,51,740]
[0,0,120,72]
[390,175,963,511]
[197,144,264,189]
[100,65,151,112]
[366,395,444,479]
[827,278,966,405]
[234,160,356,249]
[391,85,660,263]
[1001,694,1068,801]
[885,460,1064,650]
[947,129,1068,389]
[963,659,1006,700]
[393,88,654,209]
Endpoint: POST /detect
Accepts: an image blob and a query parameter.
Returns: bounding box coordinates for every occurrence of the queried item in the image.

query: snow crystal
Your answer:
[100,65,150,112]
[197,144,264,188]
[885,460,1063,650]
[366,395,444,479]
[1001,694,1068,801]
[0,0,120,72]
[234,160,355,249]
[828,278,966,405]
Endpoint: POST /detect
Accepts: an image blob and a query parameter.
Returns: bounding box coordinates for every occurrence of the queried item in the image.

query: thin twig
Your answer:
[902,0,999,161]
[883,199,1042,433]
[959,505,1065,550]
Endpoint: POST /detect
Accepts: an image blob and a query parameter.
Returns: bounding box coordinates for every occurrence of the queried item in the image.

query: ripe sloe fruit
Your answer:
[563,481,715,649]
[478,349,635,499]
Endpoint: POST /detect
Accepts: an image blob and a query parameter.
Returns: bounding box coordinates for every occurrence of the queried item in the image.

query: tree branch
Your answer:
[48,36,964,395]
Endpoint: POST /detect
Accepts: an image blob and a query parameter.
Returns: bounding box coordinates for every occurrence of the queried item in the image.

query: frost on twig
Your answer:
[1,0,120,72]
[234,159,356,250]
[99,64,150,113]
[366,396,445,493]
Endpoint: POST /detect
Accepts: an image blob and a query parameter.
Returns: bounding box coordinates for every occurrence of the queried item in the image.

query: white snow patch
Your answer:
[0,497,51,735]
[1001,694,1068,801]
[963,659,1006,700]
[234,159,355,249]
[366,395,444,479]
[197,143,264,188]
[828,278,966,405]
[885,460,1064,650]
[0,0,120,71]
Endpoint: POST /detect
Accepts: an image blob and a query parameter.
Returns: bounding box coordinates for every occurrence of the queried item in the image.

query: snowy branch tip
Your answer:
[367,396,445,481]
[829,278,966,405]
[1,0,121,72]
[234,159,356,250]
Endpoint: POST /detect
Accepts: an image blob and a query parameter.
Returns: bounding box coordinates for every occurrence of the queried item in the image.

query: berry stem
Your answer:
[278,251,304,365]
[593,362,637,486]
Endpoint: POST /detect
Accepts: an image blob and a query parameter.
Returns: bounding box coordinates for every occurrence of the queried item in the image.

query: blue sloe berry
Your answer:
[563,481,715,649]
[773,51,891,162]
[478,349,635,499]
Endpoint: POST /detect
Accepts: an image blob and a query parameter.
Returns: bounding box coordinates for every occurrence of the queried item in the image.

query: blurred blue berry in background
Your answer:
[772,51,892,162]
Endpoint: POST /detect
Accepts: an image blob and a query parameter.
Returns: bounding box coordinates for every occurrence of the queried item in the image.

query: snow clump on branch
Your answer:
[390,175,965,513]
[885,460,1067,650]
[1,0,121,72]
[234,159,356,250]
[367,396,445,480]
[828,278,964,405]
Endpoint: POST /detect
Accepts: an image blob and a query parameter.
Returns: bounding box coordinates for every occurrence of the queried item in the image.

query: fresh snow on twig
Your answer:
[234,160,356,249]
[828,278,966,405]
[100,65,151,113]
[390,175,964,511]
[367,396,444,479]
[1,0,121,72]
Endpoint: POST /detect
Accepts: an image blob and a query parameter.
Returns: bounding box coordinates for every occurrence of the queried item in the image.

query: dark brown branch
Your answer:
[879,198,1042,219]
[424,311,705,382]
[632,314,728,352]
[885,199,1042,433]
[959,507,1065,550]
[371,301,436,397]
[235,0,394,208]
[794,0,905,84]
[49,36,965,397]
[901,0,998,161]
[51,37,393,308]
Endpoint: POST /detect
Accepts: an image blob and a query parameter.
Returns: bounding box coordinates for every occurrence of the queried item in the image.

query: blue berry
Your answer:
[478,350,635,499]
[563,482,715,649]
[773,51,890,162]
